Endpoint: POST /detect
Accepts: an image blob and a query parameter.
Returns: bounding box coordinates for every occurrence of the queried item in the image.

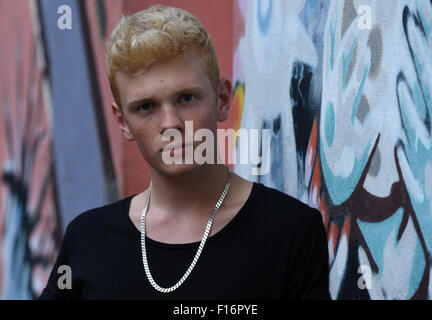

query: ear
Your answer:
[111,102,135,141]
[216,77,232,122]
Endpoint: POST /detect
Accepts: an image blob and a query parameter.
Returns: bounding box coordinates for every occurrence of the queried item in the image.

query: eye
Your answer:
[180,94,195,103]
[138,103,153,111]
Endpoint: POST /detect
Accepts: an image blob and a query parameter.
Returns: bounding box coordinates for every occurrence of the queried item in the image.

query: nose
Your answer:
[158,103,184,135]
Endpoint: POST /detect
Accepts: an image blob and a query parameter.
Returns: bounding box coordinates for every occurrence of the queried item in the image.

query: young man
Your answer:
[39,5,330,300]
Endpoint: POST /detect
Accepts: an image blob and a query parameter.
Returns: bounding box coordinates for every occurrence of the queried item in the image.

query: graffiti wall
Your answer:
[233,0,432,299]
[0,0,61,299]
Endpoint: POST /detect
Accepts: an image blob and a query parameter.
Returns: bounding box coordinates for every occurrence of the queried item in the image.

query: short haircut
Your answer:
[105,4,220,109]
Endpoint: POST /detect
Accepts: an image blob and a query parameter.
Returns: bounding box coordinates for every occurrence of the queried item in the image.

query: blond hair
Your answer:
[105,5,220,109]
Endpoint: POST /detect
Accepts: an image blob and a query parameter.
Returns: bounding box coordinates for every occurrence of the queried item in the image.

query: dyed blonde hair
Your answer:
[105,4,220,109]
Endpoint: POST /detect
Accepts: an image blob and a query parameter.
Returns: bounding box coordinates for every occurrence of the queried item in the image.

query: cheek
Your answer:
[128,122,157,149]
[192,104,218,127]
[135,136,160,163]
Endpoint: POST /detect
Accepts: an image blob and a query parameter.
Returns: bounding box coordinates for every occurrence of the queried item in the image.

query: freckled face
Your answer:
[114,50,221,175]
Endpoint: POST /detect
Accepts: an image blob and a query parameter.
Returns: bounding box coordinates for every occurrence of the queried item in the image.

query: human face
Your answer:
[112,50,231,176]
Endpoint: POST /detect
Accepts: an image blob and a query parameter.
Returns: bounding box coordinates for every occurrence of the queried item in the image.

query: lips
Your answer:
[172,143,186,150]
[160,143,194,157]
[160,143,185,152]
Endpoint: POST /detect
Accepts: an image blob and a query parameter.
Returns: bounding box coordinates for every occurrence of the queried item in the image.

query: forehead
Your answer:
[115,51,213,106]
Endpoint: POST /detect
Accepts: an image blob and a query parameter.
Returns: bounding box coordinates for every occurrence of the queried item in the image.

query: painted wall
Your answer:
[0,0,61,299]
[233,0,432,299]
[0,0,431,300]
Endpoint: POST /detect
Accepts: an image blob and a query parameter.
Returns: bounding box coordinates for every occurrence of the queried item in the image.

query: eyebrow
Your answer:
[125,86,205,110]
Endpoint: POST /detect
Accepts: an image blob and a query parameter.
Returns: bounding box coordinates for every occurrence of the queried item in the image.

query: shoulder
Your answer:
[253,182,321,219]
[251,182,323,234]
[66,195,135,236]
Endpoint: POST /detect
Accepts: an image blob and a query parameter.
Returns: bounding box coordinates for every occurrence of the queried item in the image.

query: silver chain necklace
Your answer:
[140,165,232,293]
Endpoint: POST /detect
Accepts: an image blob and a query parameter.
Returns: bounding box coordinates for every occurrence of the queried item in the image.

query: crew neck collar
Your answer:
[123,181,259,249]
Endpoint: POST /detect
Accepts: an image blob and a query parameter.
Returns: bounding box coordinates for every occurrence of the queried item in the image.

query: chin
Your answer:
[156,162,202,177]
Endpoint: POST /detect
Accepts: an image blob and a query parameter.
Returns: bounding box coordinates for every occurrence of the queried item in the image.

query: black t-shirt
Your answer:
[39,182,330,300]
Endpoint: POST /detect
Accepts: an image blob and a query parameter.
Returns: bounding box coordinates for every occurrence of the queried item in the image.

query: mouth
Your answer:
[160,143,192,156]
[160,143,183,151]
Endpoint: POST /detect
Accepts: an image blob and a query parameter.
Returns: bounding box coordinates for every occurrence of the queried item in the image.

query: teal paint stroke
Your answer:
[325,101,335,147]
[413,82,427,121]
[328,0,341,71]
[408,236,426,298]
[413,52,432,119]
[357,207,425,298]
[398,140,432,252]
[357,208,404,280]
[319,134,375,206]
[351,61,370,124]
[418,9,432,39]
[329,21,335,71]
[342,38,357,92]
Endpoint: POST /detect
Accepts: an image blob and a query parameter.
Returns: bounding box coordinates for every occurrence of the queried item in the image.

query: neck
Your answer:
[147,164,230,219]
